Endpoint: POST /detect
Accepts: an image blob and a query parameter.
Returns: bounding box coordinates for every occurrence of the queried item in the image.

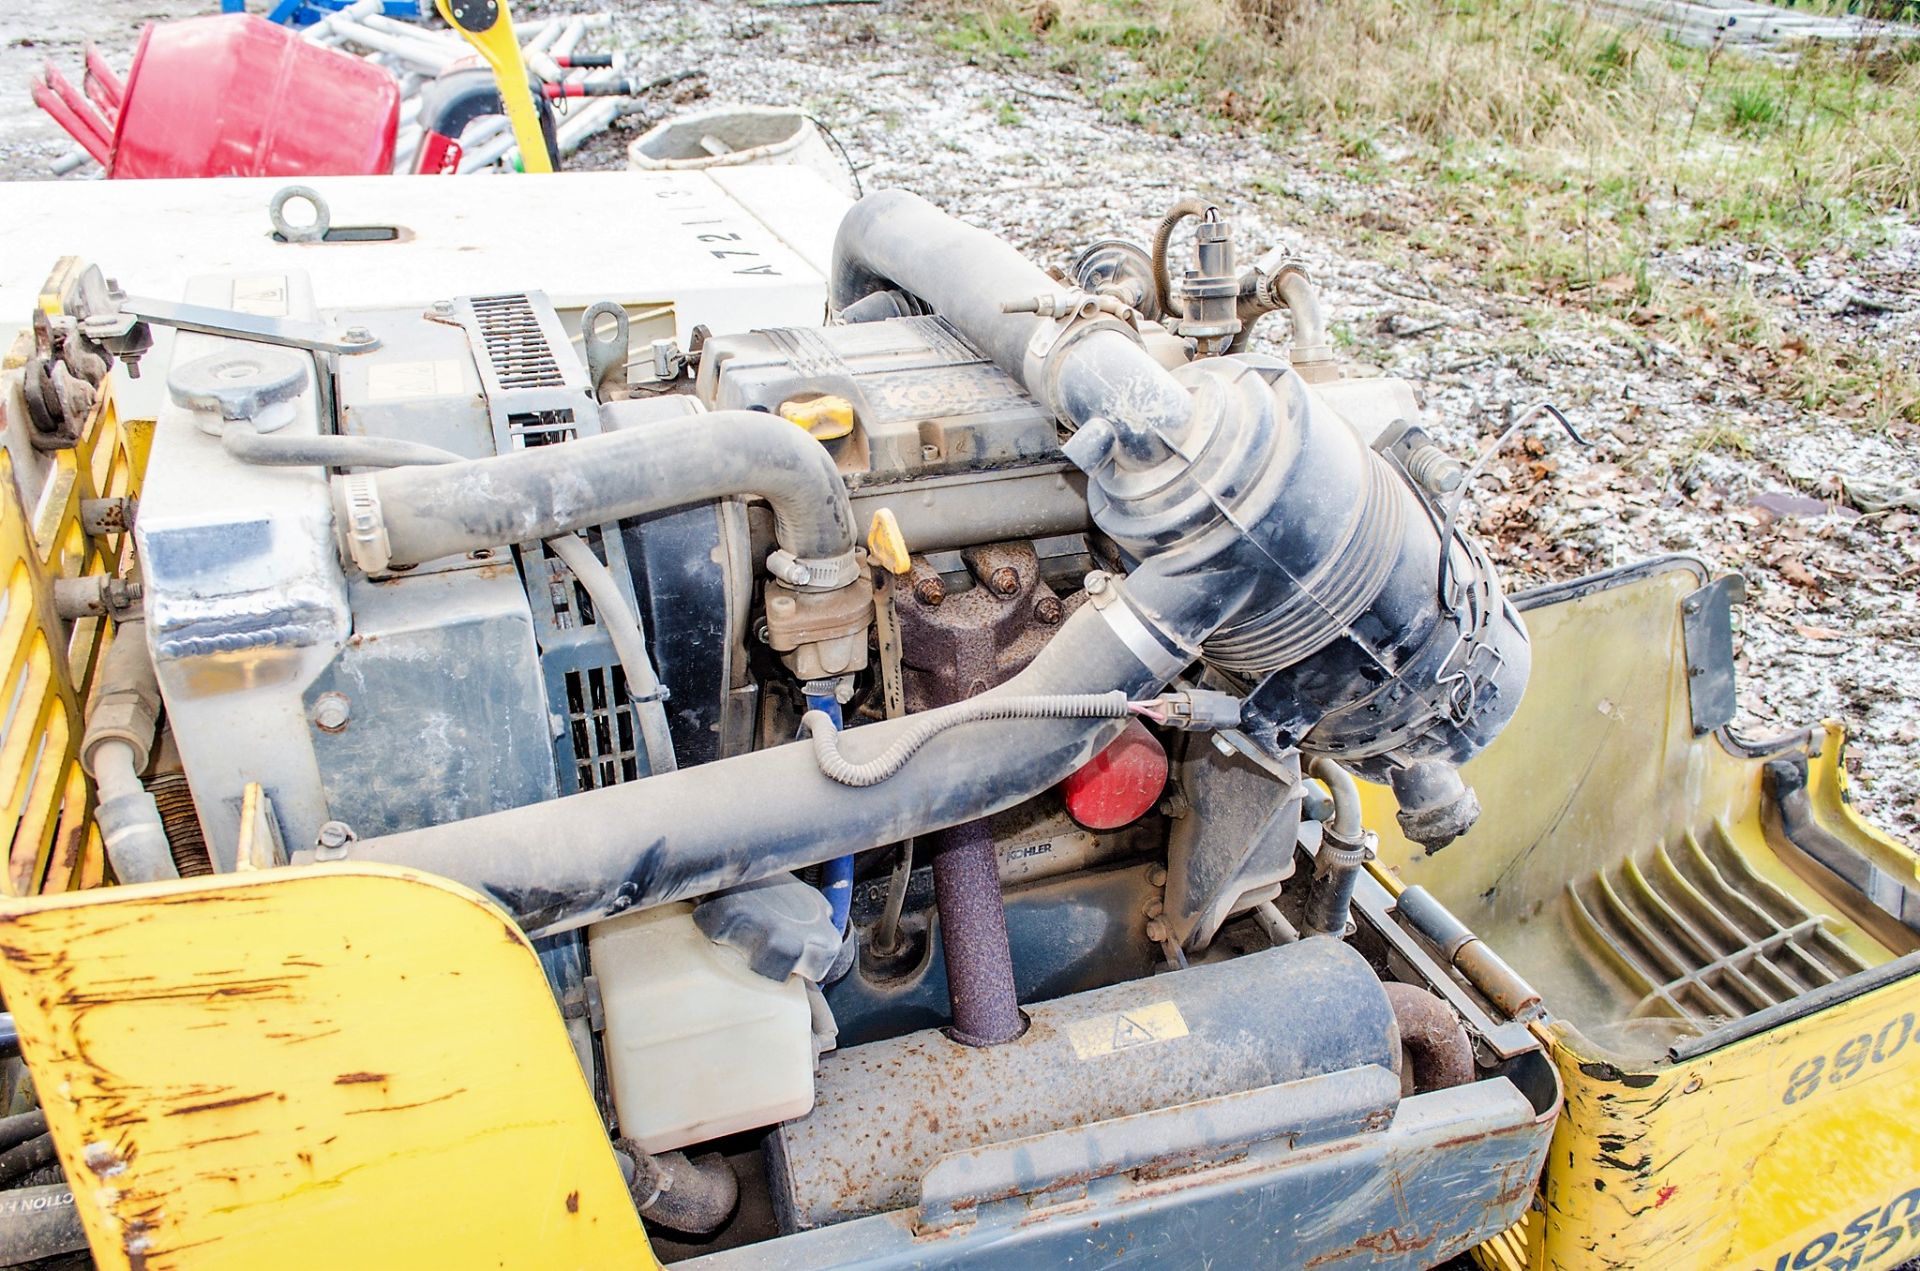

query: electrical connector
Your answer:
[1130,689,1243,732]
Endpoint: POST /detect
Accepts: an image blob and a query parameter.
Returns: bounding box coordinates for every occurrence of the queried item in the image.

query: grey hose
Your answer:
[1150,197,1212,321]
[223,427,466,470]
[80,620,174,884]
[221,426,684,777]
[321,564,1215,938]
[804,692,1128,786]
[547,533,677,776]
[1309,755,1362,842]
[616,1142,738,1236]
[339,408,855,569]
[832,190,1194,462]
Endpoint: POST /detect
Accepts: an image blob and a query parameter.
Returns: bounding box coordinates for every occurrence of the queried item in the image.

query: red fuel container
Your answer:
[111,14,399,179]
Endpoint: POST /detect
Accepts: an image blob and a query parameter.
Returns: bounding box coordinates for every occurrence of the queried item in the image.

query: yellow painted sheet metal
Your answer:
[0,864,655,1270]
[1357,557,1920,1271]
[1,260,150,896]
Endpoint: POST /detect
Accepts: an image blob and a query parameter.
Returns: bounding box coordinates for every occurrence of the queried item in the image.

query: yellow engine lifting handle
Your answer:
[433,0,554,174]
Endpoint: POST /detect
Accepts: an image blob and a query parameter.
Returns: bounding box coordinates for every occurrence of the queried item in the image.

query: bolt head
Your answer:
[343,325,374,344]
[912,577,946,607]
[430,299,454,316]
[315,820,354,850]
[1034,595,1065,625]
[1084,571,1110,596]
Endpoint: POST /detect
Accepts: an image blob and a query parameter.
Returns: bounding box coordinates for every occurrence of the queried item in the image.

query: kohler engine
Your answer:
[119,190,1549,1259]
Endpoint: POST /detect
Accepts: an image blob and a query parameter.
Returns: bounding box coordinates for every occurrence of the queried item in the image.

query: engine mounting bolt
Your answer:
[1084,571,1110,596]
[988,566,1020,597]
[1034,595,1065,625]
[1145,899,1164,920]
[312,692,351,733]
[1147,864,1168,888]
[1145,918,1169,943]
[913,576,946,607]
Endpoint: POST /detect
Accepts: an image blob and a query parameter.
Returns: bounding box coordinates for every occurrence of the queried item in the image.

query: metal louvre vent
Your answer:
[471,293,566,389]
[564,664,640,791]
[1568,824,1871,1023]
[452,290,597,456]
[524,534,648,794]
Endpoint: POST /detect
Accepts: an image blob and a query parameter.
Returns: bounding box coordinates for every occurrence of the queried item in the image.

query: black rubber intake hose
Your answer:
[337,408,856,569]
[328,564,1213,938]
[0,1183,86,1268]
[831,189,1195,453]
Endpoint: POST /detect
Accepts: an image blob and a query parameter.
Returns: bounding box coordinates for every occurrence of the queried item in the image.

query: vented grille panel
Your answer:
[1568,823,1871,1023]
[471,293,566,389]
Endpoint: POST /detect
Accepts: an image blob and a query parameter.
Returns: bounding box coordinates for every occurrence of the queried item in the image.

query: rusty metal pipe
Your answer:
[1382,981,1475,1093]
[932,818,1025,1046]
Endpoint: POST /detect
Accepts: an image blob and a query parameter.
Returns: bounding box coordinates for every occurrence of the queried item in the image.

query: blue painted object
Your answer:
[228,0,428,27]
[806,694,855,933]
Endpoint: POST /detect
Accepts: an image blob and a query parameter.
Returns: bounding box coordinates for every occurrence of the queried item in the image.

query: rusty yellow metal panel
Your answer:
[0,260,150,895]
[0,864,657,1270]
[1359,558,1920,1271]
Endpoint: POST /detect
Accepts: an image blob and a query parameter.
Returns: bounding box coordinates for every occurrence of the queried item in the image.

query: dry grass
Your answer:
[936,0,1920,426]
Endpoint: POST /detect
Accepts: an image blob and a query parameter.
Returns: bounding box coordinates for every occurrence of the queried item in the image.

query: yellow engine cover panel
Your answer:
[0,865,654,1270]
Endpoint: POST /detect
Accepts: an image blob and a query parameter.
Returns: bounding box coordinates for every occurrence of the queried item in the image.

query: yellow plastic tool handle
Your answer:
[433,0,554,174]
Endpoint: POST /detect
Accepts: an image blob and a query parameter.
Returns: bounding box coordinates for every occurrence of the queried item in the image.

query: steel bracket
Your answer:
[1681,573,1744,736]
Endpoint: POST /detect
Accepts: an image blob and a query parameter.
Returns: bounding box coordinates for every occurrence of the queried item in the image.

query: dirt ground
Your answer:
[6,0,1915,846]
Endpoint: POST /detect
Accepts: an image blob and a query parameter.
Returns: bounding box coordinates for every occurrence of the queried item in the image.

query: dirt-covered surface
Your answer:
[5,0,1916,843]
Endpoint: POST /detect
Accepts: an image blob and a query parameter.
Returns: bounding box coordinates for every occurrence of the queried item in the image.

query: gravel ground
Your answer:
[4,0,1915,845]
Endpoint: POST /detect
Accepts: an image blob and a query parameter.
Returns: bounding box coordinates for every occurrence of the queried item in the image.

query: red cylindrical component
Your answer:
[1060,717,1169,831]
[110,15,399,179]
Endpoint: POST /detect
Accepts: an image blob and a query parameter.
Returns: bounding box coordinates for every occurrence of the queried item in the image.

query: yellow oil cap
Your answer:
[867,508,911,575]
[779,394,856,441]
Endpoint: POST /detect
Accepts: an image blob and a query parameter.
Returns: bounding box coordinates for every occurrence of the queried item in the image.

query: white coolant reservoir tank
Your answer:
[589,902,816,1153]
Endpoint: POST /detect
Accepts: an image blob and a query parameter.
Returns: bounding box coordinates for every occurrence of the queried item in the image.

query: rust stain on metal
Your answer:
[340,1088,465,1115]
[165,1091,278,1117]
[332,1072,387,1085]
[566,1190,580,1214]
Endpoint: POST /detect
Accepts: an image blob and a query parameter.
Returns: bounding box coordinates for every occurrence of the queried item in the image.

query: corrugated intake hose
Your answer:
[0,1183,86,1268]
[615,1142,739,1236]
[321,564,1214,938]
[335,408,856,570]
[804,692,1128,787]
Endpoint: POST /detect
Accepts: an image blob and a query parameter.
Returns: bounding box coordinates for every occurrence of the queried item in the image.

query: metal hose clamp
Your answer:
[338,473,392,576]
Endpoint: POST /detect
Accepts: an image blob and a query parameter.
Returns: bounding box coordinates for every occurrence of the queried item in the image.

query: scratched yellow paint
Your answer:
[1358,558,1920,1271]
[0,866,657,1270]
[1,260,150,895]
